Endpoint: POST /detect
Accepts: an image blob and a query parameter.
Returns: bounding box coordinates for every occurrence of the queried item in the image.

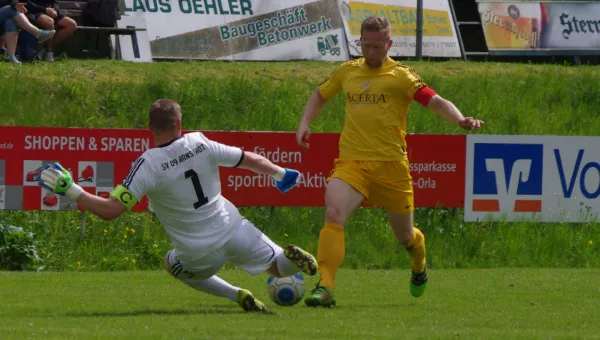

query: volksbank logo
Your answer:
[471,142,600,214]
[471,143,543,213]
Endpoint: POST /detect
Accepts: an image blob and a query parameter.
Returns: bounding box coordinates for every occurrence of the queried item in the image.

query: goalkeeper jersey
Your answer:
[121,132,245,262]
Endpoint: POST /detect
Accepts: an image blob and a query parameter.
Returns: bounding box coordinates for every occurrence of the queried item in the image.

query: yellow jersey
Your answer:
[318,57,427,161]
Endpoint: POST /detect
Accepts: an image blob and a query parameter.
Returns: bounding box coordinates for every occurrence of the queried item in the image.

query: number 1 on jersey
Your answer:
[185,169,208,209]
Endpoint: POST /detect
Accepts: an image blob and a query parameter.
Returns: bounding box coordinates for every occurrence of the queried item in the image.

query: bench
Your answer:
[51,0,147,59]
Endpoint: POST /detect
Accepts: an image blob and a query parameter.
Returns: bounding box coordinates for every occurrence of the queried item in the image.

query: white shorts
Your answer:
[167,218,283,280]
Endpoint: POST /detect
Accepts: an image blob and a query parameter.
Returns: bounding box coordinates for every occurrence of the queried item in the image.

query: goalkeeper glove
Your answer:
[273,167,301,193]
[38,163,83,201]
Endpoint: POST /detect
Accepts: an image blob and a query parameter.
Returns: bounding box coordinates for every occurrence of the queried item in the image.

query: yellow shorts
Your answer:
[327,158,414,214]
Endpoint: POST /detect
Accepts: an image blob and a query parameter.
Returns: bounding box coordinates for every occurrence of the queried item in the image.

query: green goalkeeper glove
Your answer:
[38,163,83,201]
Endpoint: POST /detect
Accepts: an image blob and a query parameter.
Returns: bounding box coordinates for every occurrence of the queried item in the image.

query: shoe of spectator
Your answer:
[45,52,54,62]
[38,30,55,44]
[7,55,22,65]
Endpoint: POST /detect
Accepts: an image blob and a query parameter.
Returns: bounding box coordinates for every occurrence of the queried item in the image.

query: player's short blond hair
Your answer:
[360,16,391,37]
[149,99,182,134]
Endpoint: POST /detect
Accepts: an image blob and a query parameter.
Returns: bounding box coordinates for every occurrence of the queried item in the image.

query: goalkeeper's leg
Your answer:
[224,218,317,278]
[163,250,267,312]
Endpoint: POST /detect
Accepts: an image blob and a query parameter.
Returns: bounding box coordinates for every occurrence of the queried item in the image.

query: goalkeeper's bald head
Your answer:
[148,99,182,136]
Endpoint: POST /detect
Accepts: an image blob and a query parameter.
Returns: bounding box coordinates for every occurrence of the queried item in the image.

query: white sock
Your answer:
[275,252,301,277]
[180,275,239,302]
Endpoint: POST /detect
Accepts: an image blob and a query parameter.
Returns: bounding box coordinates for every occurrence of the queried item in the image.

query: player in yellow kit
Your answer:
[296,16,484,307]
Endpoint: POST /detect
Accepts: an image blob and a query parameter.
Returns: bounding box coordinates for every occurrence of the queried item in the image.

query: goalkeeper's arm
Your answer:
[39,163,127,221]
[236,151,287,181]
[232,151,301,193]
[75,191,127,221]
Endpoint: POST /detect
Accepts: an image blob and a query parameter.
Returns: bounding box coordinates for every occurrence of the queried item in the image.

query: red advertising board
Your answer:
[0,127,152,212]
[405,134,466,208]
[0,127,465,211]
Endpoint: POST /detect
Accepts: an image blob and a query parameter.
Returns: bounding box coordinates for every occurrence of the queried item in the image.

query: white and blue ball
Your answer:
[266,273,305,306]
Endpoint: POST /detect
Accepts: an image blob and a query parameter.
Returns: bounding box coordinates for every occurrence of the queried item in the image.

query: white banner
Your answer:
[541,3,600,49]
[120,0,349,61]
[339,0,461,57]
[465,135,600,223]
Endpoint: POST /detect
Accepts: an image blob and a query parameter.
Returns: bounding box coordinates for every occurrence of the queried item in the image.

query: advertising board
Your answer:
[477,1,600,55]
[121,0,350,61]
[0,127,465,210]
[339,0,462,57]
[465,135,600,222]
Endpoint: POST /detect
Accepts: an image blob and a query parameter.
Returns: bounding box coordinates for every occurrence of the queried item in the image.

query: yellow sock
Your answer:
[405,228,426,273]
[317,222,345,291]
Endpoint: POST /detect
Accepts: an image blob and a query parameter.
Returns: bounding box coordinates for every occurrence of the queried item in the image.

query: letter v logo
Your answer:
[484,159,541,212]
[472,143,544,213]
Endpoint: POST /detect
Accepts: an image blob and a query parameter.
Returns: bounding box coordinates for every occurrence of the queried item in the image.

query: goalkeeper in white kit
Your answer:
[37,99,317,313]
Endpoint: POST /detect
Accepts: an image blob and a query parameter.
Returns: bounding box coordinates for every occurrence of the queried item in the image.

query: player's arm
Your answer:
[39,158,152,220]
[108,157,152,215]
[299,89,328,129]
[237,151,287,180]
[37,163,128,220]
[399,66,484,131]
[413,87,464,124]
[75,192,126,221]
[206,139,301,193]
[418,89,484,131]
[296,65,345,148]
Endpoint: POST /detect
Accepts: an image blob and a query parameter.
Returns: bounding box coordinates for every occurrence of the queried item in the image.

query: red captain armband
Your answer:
[413,86,437,107]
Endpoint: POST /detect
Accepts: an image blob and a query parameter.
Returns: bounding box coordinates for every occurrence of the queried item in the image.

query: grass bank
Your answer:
[0,60,599,271]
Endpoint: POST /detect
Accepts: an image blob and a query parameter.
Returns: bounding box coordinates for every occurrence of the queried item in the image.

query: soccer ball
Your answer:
[266,273,305,306]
